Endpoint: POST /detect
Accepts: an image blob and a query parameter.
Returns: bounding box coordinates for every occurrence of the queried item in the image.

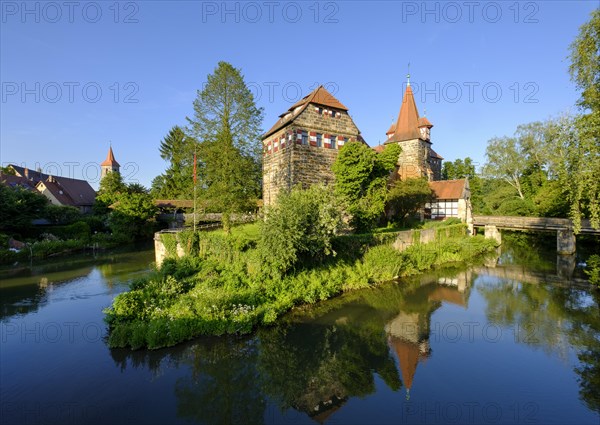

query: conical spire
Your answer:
[391,79,421,142]
[101,146,120,167]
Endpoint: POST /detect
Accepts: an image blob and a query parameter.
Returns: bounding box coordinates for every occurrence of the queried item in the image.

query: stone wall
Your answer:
[154,231,185,267]
[392,138,436,181]
[263,104,362,206]
[391,227,454,252]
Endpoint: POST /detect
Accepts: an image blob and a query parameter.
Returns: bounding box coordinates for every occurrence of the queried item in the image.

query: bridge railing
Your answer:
[472,216,598,234]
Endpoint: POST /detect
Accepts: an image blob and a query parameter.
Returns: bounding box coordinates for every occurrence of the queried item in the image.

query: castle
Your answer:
[262,76,444,207]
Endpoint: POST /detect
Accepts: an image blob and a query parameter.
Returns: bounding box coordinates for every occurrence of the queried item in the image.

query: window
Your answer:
[329,135,336,149]
[429,200,458,219]
[318,107,323,115]
[301,130,308,145]
[316,133,322,148]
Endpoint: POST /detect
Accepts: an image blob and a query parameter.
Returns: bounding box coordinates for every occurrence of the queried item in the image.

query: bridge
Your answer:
[472,215,600,255]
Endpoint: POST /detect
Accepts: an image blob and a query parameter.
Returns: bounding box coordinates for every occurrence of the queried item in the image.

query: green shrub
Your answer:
[105,227,498,349]
[584,255,600,288]
[361,245,406,282]
[258,185,344,274]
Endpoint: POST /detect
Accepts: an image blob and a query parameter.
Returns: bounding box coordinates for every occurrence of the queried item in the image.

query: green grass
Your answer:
[213,222,260,241]
[104,230,498,350]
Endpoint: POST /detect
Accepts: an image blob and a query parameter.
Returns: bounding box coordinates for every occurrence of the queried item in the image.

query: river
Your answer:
[1,241,599,424]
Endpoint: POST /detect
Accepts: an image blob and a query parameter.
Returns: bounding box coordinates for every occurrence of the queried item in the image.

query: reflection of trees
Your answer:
[257,320,401,420]
[478,279,600,413]
[0,266,94,319]
[108,269,476,423]
[110,337,266,425]
[0,247,153,320]
[174,339,265,425]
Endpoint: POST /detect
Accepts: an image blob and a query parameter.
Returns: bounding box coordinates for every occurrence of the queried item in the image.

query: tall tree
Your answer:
[186,62,264,225]
[565,9,600,231]
[442,157,476,180]
[151,126,196,199]
[483,136,526,199]
[0,184,48,234]
[569,9,600,113]
[94,171,127,214]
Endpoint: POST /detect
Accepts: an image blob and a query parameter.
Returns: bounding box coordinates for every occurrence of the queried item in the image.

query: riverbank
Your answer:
[105,225,498,350]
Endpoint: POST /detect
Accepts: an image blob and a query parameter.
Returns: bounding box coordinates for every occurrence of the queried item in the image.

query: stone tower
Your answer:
[385,76,442,181]
[100,146,120,178]
[262,86,366,207]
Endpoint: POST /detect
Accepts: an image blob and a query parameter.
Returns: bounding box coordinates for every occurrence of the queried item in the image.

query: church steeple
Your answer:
[389,75,422,143]
[101,145,120,178]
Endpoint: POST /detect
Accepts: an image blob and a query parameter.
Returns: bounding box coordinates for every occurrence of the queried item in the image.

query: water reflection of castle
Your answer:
[385,270,472,400]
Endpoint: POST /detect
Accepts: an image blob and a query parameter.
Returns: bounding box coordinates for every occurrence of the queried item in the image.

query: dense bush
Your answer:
[43,221,91,242]
[44,205,81,224]
[258,185,344,274]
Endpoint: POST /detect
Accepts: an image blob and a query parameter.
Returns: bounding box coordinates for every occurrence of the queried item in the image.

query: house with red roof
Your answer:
[36,175,97,214]
[262,85,366,206]
[426,178,472,227]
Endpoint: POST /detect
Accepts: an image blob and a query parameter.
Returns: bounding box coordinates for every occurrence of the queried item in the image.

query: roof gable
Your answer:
[38,176,96,206]
[264,86,349,139]
[428,179,468,200]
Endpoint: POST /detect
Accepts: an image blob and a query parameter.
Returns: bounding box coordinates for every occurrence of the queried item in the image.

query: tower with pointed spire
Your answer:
[100,145,120,178]
[385,74,442,181]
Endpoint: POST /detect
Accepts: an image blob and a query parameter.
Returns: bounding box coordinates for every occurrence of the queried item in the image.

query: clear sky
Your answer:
[1,0,597,188]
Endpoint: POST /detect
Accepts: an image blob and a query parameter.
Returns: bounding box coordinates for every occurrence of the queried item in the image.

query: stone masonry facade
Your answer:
[395,138,440,181]
[262,89,364,207]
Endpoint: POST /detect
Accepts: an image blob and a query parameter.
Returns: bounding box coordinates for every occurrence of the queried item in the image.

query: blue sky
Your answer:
[1,1,597,188]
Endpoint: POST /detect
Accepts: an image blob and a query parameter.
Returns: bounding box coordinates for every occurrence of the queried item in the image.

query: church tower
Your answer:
[100,145,120,178]
[385,75,442,181]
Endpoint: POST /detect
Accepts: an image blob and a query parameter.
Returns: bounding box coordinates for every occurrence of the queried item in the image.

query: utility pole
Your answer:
[193,148,197,233]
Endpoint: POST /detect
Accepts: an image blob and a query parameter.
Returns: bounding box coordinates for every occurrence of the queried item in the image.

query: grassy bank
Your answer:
[105,225,497,350]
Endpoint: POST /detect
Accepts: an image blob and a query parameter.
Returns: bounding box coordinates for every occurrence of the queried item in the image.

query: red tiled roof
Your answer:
[428,179,467,200]
[388,85,421,143]
[0,174,37,190]
[37,176,96,207]
[263,86,349,139]
[418,116,433,128]
[386,122,396,135]
[373,144,386,153]
[101,147,120,167]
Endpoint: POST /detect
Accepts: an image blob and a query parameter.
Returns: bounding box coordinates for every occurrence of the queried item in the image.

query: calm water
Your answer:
[1,243,599,425]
